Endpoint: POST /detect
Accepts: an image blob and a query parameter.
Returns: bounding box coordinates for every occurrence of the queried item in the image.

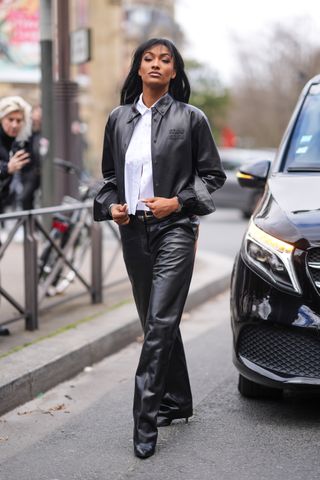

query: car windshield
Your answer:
[284,84,320,172]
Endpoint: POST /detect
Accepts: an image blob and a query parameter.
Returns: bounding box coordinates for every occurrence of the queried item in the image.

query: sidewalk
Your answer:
[0,247,233,416]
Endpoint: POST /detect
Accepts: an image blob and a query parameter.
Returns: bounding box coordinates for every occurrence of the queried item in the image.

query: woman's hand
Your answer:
[141,196,180,219]
[110,203,130,225]
[7,149,30,174]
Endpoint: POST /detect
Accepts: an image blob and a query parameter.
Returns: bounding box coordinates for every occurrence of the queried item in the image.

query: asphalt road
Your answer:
[1,292,320,480]
[198,207,249,259]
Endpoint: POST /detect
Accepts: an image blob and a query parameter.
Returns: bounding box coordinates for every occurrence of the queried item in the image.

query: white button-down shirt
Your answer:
[124,94,156,214]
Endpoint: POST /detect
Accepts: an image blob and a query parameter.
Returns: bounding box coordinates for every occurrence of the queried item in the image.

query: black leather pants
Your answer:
[119,213,199,449]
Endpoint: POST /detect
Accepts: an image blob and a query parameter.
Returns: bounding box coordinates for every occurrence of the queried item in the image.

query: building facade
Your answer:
[0,0,180,175]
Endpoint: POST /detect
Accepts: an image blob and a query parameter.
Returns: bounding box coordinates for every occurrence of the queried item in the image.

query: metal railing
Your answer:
[0,203,124,330]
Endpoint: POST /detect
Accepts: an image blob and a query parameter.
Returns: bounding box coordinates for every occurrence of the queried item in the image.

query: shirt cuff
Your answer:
[109,203,116,217]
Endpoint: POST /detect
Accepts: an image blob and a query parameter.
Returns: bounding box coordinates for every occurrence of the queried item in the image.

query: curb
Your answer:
[0,252,232,416]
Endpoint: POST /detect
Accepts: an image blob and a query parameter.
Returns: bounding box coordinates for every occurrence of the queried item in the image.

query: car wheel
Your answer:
[238,374,282,399]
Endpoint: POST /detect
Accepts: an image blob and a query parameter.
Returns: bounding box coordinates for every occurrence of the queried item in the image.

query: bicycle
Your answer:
[38,159,102,298]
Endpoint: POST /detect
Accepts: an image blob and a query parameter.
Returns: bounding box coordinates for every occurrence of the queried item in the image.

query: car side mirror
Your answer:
[236,160,271,189]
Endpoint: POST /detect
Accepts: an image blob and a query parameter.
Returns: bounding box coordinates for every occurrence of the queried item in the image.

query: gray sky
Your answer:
[175,0,320,84]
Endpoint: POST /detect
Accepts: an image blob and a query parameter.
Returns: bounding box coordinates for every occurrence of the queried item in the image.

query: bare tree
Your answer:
[228,17,320,147]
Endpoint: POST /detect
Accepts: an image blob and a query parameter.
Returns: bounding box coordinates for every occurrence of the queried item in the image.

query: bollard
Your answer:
[91,221,103,304]
[24,215,38,330]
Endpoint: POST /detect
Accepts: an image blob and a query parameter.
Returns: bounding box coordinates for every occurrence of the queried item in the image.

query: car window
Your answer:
[284,84,320,172]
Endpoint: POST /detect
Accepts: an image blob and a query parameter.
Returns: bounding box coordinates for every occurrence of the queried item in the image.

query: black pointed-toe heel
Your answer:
[157,410,192,427]
[134,442,156,459]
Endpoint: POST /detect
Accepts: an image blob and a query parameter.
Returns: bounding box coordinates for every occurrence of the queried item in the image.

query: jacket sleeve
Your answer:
[97,116,120,220]
[177,115,226,207]
[0,160,9,180]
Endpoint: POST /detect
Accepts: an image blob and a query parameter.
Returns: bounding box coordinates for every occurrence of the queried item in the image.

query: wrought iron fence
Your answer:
[0,203,124,331]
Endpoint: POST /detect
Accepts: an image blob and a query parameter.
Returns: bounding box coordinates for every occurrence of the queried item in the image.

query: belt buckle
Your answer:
[144,210,153,219]
[136,210,153,221]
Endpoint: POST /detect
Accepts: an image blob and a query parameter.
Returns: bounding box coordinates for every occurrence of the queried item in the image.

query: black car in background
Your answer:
[231,75,320,398]
[215,148,276,217]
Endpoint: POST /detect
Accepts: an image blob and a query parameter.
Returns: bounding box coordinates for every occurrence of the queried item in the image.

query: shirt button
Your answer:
[153,139,156,143]
[155,182,159,187]
[153,118,157,122]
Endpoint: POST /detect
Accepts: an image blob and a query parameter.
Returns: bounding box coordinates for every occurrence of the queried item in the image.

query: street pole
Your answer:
[54,0,81,203]
[39,0,54,209]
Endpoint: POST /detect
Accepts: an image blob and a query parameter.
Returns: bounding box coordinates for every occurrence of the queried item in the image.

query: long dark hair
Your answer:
[120,38,190,105]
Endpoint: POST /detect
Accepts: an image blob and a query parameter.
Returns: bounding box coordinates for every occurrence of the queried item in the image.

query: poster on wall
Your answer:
[0,0,40,83]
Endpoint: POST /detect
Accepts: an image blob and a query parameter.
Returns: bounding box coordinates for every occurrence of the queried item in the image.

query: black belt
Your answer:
[135,210,154,221]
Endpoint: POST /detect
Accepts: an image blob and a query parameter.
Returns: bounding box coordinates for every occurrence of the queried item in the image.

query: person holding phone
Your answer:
[0,96,31,210]
[97,38,226,458]
[0,95,31,335]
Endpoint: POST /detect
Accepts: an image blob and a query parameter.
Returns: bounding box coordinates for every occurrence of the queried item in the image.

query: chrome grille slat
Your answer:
[309,262,320,269]
[307,248,320,294]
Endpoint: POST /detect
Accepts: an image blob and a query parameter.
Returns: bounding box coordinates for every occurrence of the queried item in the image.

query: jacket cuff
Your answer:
[177,189,196,206]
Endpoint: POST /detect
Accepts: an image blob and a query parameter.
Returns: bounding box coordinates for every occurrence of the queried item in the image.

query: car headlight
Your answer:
[244,221,301,294]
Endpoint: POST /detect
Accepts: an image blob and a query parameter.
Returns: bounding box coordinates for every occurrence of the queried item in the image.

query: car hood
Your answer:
[254,174,320,249]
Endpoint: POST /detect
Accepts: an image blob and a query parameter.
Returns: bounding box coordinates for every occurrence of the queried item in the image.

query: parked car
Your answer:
[214,148,276,218]
[231,75,320,398]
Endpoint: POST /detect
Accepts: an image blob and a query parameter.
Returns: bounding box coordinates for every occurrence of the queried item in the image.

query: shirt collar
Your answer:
[136,93,161,115]
[128,93,173,123]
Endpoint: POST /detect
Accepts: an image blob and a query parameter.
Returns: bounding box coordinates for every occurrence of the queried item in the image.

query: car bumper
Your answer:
[231,253,320,390]
[233,351,320,390]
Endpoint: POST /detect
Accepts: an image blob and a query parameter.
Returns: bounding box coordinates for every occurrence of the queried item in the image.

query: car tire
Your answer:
[238,374,282,399]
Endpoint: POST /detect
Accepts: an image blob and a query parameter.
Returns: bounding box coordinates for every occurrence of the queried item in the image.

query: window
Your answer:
[284,84,320,172]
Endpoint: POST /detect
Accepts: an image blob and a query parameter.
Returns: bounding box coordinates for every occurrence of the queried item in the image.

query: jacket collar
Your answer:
[127,93,173,123]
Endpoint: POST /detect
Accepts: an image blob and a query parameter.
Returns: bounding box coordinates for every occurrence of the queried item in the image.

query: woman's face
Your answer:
[138,44,176,91]
[1,110,24,138]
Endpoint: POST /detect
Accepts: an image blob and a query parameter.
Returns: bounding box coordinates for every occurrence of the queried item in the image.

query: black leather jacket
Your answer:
[100,94,226,219]
[0,126,16,204]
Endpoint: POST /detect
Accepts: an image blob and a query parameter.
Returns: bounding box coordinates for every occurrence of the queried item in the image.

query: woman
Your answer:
[97,38,226,458]
[0,96,31,212]
[0,96,31,336]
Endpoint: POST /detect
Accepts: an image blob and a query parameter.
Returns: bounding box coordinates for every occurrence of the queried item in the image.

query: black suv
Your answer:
[231,75,320,398]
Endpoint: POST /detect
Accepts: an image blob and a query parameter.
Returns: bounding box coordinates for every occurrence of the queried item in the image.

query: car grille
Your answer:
[307,248,320,293]
[238,325,320,378]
